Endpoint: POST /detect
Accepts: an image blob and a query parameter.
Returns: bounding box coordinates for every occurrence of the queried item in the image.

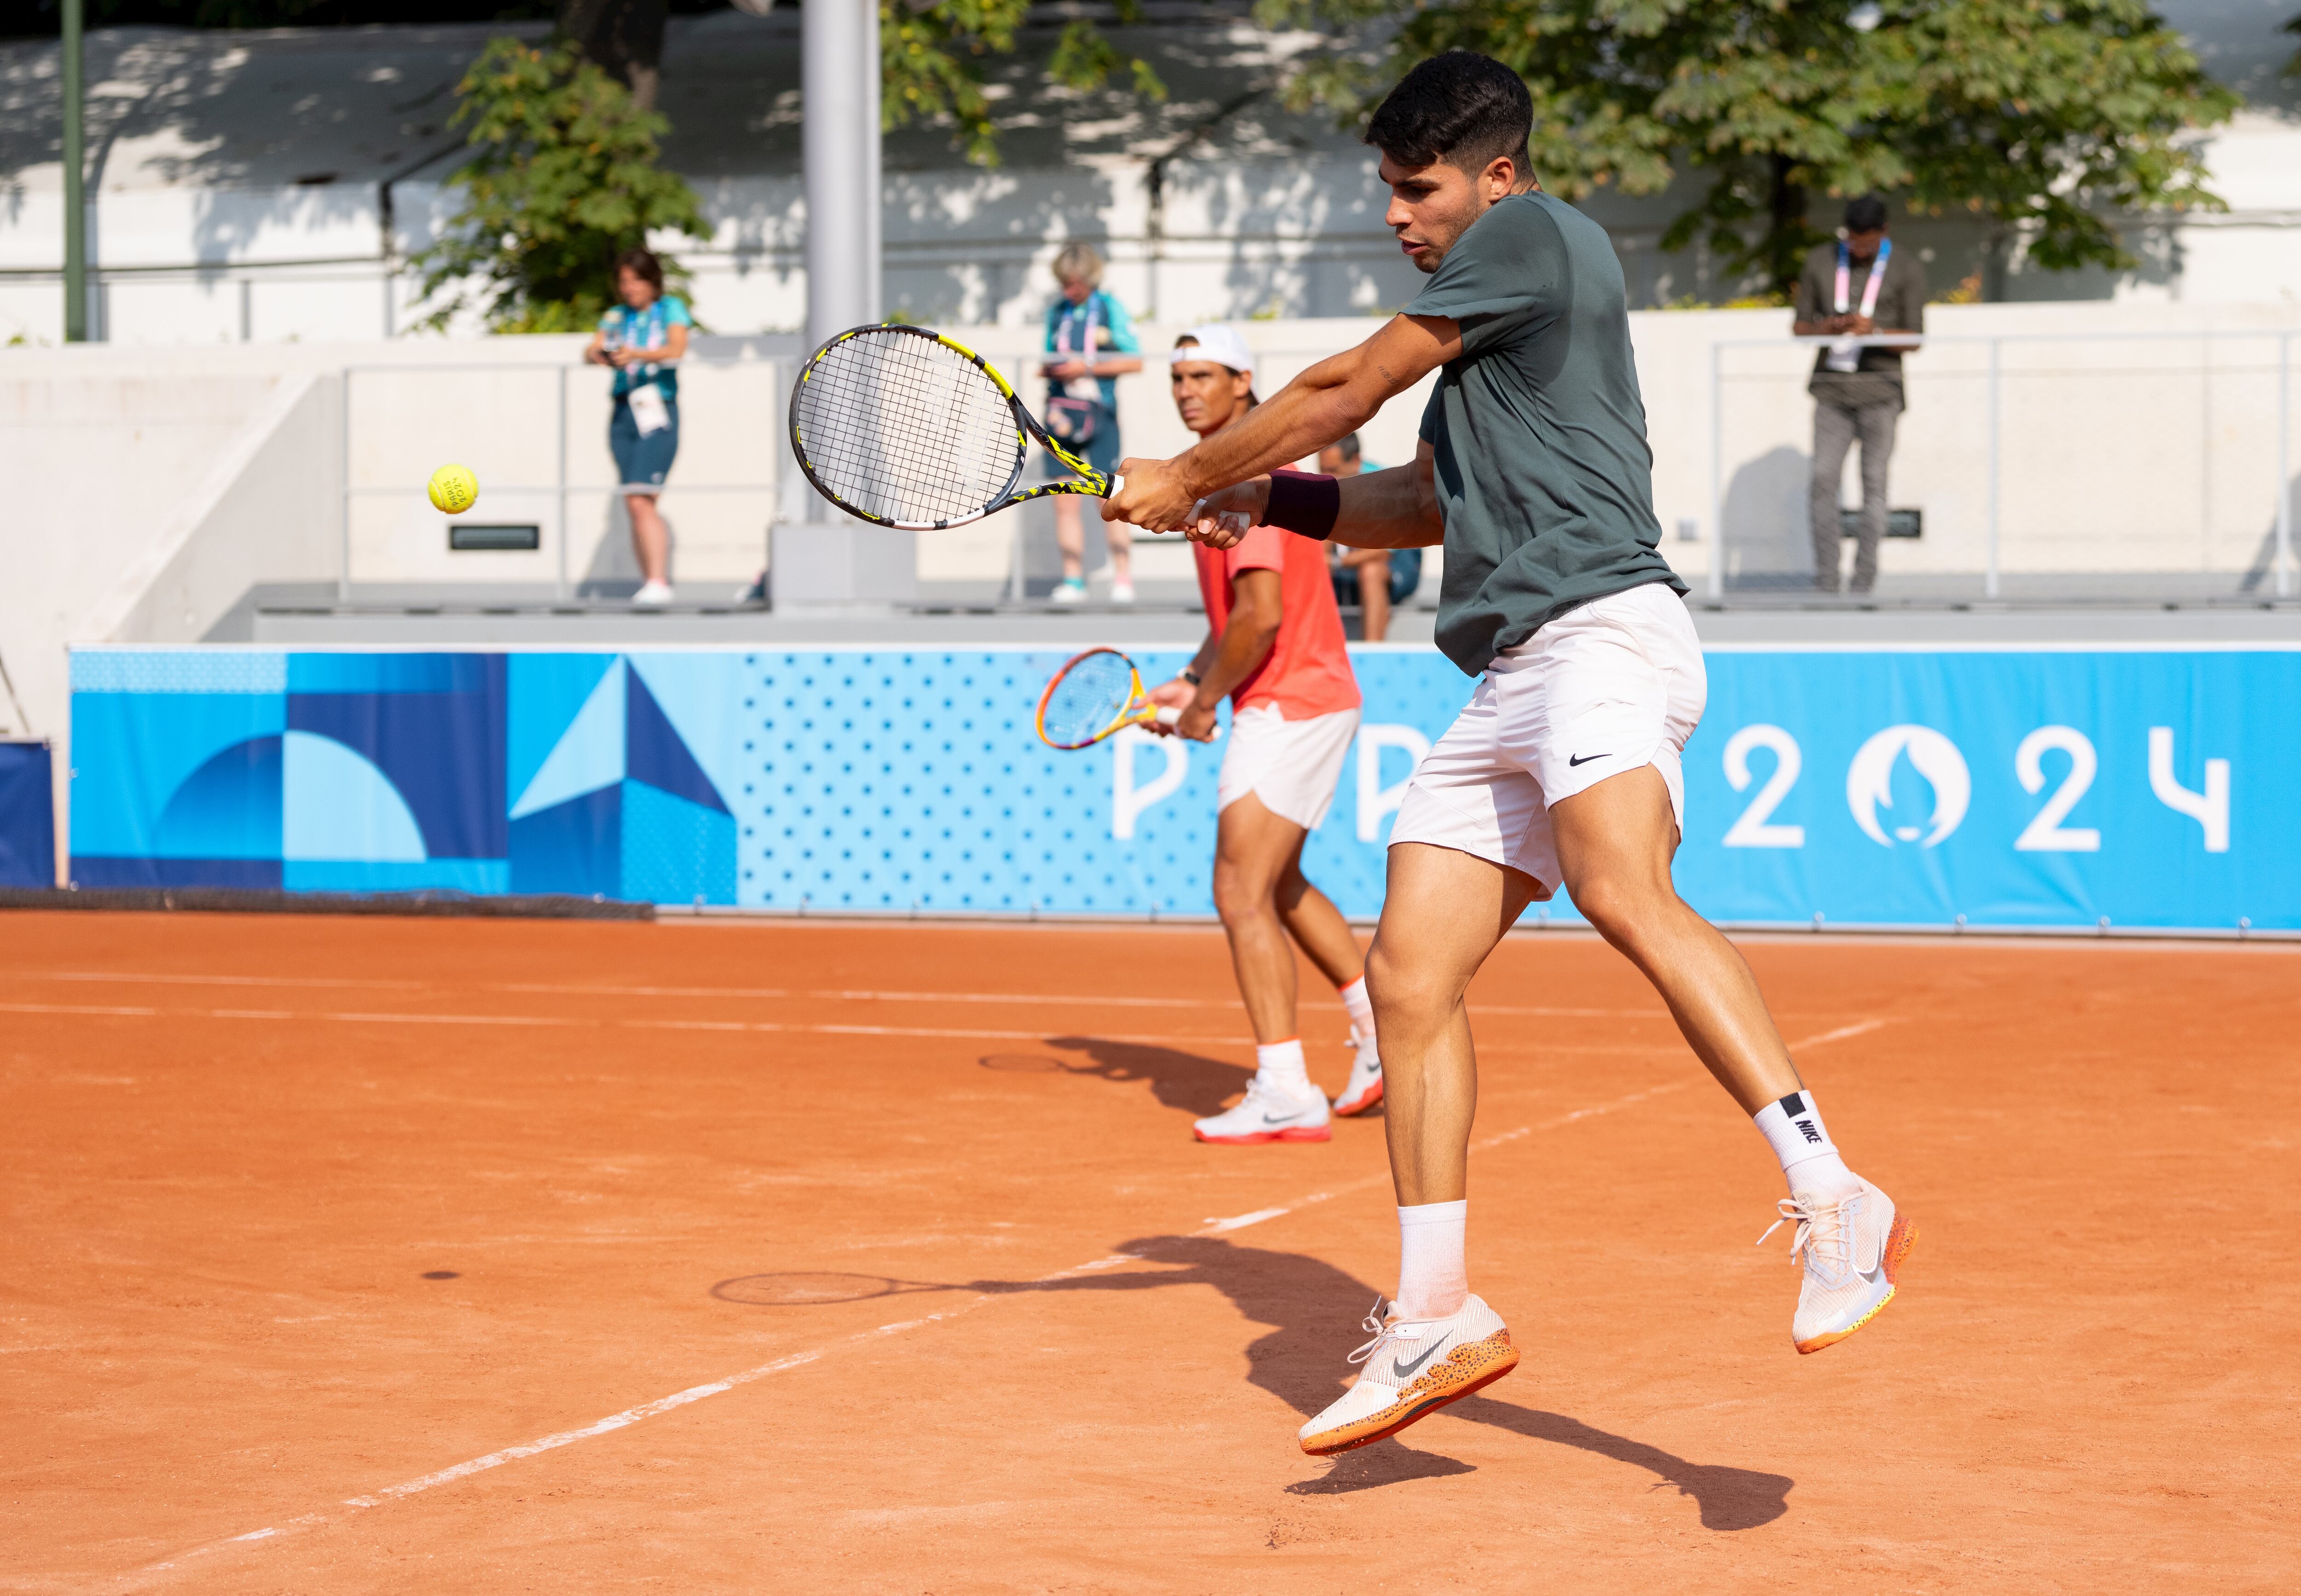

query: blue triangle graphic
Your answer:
[626,667,728,814]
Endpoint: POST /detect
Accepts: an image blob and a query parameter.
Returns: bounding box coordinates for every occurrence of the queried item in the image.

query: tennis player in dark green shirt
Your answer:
[1106,50,1914,1456]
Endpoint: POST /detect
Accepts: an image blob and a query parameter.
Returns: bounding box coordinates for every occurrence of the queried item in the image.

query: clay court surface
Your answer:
[3,910,2296,1592]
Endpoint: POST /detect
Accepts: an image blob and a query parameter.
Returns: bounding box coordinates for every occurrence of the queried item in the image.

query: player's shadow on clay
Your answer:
[1444,1397,1792,1531]
[975,1233,1788,1527]
[1028,1038,1254,1118]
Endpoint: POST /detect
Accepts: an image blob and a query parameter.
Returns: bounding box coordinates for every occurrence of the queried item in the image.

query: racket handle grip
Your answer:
[1106,472,1124,500]
[1154,704,1181,726]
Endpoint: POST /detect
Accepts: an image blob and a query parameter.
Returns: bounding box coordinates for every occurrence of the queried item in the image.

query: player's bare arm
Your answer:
[1186,443,1442,553]
[1150,567,1280,742]
[1105,316,1459,532]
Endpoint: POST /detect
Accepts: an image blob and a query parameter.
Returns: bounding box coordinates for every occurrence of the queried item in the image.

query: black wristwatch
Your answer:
[1180,668,1202,686]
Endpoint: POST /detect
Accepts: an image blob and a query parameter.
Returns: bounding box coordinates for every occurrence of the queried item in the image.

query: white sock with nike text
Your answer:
[1336,975,1375,1040]
[1395,1199,1469,1320]
[1255,1038,1311,1095]
[1753,1089,1862,1198]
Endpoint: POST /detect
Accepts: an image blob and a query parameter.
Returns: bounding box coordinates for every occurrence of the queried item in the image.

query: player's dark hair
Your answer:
[1843,195,1889,233]
[1364,52,1533,177]
[1331,431,1363,463]
[616,247,666,293]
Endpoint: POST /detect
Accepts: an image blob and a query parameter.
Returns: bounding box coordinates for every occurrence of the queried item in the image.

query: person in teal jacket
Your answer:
[1041,244,1143,603]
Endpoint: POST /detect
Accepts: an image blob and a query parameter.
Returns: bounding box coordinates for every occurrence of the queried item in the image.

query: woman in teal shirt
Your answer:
[1041,244,1143,603]
[584,248,691,605]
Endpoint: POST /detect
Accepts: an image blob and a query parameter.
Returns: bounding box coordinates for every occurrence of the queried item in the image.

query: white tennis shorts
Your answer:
[1218,704,1360,831]
[1389,581,1706,897]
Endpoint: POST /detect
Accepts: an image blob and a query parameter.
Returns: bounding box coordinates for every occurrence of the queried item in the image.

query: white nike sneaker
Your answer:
[1758,1176,1916,1354]
[1331,1030,1383,1117]
[1298,1294,1519,1456]
[1192,1074,1330,1145]
[633,580,674,605]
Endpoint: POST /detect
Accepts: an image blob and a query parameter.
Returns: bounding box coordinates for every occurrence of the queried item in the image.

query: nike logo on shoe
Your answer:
[1568,752,1608,766]
[1391,1334,1451,1379]
[1262,1112,1299,1125]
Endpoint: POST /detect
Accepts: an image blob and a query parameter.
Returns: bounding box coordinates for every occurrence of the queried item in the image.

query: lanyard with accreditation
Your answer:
[1825,237,1891,373]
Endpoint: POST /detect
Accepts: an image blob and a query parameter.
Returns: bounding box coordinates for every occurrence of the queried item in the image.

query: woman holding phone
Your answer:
[584,248,692,605]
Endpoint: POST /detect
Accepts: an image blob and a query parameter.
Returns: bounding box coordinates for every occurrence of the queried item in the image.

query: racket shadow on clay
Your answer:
[1023,1038,1255,1119]
[710,1272,962,1307]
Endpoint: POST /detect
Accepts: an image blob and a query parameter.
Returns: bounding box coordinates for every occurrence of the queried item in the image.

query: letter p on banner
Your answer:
[1112,727,1189,841]
[1356,724,1432,843]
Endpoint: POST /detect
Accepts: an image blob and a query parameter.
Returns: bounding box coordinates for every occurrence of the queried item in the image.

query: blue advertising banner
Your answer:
[69,645,2293,934]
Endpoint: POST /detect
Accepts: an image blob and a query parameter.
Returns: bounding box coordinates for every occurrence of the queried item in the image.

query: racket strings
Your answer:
[1041,651,1140,747]
[794,330,1025,524]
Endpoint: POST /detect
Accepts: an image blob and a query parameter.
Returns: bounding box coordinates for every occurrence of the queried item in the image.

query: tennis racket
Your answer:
[1036,647,1219,750]
[790,323,1124,531]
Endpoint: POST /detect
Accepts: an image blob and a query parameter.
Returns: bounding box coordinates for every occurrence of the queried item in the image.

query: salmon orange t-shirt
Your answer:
[1192,524,1361,719]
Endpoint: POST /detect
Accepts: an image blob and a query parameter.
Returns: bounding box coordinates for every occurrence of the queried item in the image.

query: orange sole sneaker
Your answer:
[1795,1210,1917,1354]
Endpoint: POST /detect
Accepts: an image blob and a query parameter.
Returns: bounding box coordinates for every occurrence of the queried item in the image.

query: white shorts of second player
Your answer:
[1217,705,1360,831]
[1389,581,1706,897]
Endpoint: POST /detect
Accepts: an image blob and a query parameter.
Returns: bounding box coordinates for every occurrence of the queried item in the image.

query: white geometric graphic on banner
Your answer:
[1846,724,1970,848]
[511,658,626,819]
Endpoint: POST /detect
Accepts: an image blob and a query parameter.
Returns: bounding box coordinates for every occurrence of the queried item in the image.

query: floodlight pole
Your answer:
[803,0,880,352]
[780,0,904,607]
[62,0,87,342]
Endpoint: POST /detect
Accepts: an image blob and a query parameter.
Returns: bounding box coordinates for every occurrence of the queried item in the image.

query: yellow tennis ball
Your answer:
[428,464,479,515]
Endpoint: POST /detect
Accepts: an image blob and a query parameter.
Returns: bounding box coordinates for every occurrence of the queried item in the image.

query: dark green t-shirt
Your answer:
[1406,191,1685,676]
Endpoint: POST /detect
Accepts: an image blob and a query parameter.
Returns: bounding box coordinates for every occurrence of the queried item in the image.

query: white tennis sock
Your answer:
[1395,1200,1469,1321]
[1337,975,1376,1041]
[1255,1038,1310,1094]
[1753,1089,1861,1199]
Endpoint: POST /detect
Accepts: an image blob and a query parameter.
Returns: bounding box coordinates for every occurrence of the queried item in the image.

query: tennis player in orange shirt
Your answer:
[1146,326,1383,1141]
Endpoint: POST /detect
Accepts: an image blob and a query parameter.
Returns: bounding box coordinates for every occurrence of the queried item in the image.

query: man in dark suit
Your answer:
[1792,196,1927,594]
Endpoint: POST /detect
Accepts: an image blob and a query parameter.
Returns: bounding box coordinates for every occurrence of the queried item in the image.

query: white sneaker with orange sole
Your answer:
[1192,1076,1330,1145]
[1331,1031,1383,1117]
[1298,1294,1520,1455]
[1759,1176,1916,1354]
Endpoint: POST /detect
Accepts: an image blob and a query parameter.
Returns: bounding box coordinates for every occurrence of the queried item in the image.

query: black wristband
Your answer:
[1263,468,1341,542]
[1179,668,1202,686]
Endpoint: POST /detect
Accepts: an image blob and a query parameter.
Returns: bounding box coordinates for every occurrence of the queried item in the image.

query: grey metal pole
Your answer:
[804,0,880,355]
[788,0,887,606]
[1707,338,1723,601]
[338,369,353,604]
[863,2,882,321]
[556,365,571,602]
[1985,337,2001,600]
[62,0,87,342]
[2279,332,2293,600]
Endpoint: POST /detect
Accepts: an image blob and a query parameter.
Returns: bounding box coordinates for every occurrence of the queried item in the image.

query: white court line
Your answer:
[125,1019,1886,1584]
[0,1000,1753,1057]
[11,969,1685,1020]
[1791,1018,1891,1049]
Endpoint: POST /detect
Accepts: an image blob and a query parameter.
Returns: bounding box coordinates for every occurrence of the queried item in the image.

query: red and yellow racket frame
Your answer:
[1035,647,1184,750]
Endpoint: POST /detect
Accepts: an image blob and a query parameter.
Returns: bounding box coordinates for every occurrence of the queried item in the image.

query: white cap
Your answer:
[1167,324,1255,377]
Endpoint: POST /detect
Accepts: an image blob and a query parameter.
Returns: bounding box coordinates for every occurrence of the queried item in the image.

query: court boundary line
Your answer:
[0,999,1877,1060]
[116,1016,1885,1588]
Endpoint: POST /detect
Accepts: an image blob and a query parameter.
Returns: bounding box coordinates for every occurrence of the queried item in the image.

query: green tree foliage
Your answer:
[1261,0,2239,294]
[411,36,711,333]
[883,0,1171,167]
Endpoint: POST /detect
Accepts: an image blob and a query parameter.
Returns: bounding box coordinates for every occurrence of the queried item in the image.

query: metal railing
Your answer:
[1708,330,2297,602]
